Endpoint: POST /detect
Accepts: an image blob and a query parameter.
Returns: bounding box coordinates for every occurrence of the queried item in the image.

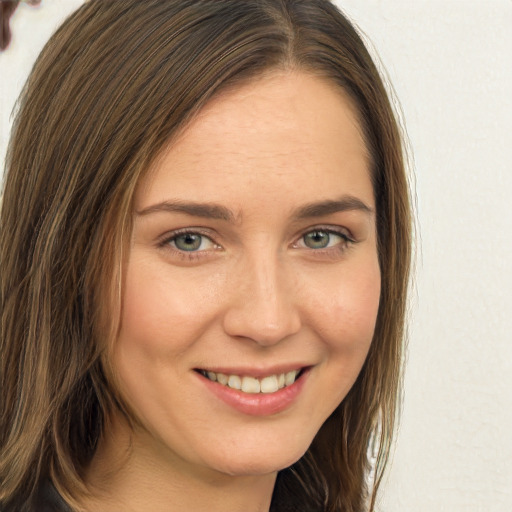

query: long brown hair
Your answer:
[0,1,411,511]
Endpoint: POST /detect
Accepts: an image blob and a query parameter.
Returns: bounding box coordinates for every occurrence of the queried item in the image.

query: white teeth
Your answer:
[216,373,228,385]
[241,376,260,393]
[227,375,241,390]
[260,375,279,393]
[201,369,302,394]
[285,370,298,386]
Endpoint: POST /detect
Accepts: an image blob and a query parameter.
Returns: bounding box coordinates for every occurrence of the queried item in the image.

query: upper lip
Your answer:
[194,364,311,379]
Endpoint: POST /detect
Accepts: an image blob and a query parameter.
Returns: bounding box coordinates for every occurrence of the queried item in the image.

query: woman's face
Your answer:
[113,72,380,477]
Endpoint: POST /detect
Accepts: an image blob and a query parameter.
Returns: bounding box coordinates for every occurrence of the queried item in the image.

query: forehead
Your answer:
[135,71,373,214]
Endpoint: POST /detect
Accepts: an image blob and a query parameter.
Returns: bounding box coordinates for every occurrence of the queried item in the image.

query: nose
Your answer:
[222,252,302,346]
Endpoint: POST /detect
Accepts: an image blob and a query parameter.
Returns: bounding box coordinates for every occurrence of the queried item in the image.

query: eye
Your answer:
[298,229,352,250]
[166,232,218,252]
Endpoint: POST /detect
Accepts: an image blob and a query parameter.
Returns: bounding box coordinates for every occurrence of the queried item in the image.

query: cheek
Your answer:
[119,255,223,355]
[112,256,223,424]
[306,257,381,352]
[295,255,381,425]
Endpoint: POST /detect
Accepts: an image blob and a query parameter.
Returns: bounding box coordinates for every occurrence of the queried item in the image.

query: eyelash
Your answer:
[158,226,355,261]
[157,228,219,261]
[294,227,355,253]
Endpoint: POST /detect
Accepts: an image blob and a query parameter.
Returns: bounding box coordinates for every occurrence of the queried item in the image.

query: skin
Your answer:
[84,71,381,512]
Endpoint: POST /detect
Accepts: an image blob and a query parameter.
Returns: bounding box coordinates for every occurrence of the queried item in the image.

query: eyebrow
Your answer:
[294,196,373,219]
[136,195,373,222]
[136,200,236,222]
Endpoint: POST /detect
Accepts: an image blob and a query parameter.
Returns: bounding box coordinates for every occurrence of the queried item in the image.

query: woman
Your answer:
[0,1,411,511]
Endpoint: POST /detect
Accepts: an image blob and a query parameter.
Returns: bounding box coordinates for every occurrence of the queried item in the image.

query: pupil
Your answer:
[305,231,329,248]
[176,234,201,251]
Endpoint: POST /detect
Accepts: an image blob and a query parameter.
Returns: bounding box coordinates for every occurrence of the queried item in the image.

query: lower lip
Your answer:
[197,369,309,416]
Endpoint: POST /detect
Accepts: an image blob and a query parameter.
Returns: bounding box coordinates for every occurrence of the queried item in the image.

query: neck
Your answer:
[81,415,276,512]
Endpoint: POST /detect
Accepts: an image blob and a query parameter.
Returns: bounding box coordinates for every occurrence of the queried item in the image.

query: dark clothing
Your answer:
[32,482,72,512]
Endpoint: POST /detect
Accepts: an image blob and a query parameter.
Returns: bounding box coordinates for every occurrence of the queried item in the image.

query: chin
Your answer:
[203,438,310,477]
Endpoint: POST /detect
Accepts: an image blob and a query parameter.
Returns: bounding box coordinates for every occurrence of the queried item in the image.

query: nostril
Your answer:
[222,298,301,347]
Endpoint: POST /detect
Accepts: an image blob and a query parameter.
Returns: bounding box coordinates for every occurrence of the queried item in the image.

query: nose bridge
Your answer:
[223,246,301,345]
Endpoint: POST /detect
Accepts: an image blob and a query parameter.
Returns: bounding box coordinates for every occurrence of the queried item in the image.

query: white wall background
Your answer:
[1,1,511,511]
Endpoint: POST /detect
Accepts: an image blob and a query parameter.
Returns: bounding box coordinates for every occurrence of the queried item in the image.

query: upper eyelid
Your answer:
[158,230,220,259]
[293,224,354,242]
[293,229,353,249]
[159,227,218,244]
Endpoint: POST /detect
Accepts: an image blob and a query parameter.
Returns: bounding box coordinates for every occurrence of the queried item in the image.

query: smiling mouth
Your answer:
[196,368,305,394]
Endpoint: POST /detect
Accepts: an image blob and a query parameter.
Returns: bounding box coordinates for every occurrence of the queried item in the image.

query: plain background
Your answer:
[1,1,511,511]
